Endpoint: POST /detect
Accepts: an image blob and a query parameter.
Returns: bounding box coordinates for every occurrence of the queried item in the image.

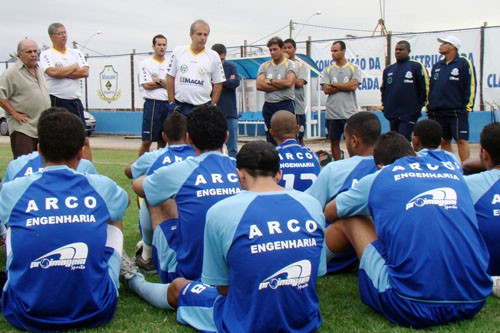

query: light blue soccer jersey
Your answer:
[3,151,97,184]
[306,155,377,273]
[130,144,196,179]
[417,148,462,173]
[143,151,240,280]
[276,139,320,191]
[306,155,377,208]
[465,169,500,275]
[336,155,491,302]
[202,190,325,332]
[0,166,128,331]
[131,144,196,249]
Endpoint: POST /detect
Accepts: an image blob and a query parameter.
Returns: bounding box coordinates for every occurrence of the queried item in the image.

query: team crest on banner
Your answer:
[97,65,122,103]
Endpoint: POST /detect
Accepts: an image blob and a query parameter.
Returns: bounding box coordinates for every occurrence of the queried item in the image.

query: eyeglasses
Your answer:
[51,32,67,36]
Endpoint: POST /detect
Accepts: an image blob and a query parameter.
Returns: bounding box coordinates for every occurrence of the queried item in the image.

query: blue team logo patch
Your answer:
[405,187,458,211]
[30,242,88,270]
[258,259,311,291]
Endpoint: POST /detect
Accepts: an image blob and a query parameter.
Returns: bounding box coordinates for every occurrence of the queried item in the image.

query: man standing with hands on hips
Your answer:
[166,19,225,115]
[427,35,476,162]
[138,34,169,156]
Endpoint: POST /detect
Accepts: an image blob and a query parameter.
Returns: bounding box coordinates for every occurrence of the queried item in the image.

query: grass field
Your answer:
[0,146,498,332]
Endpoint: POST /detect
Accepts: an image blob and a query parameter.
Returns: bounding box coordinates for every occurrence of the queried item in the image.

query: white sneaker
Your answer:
[120,250,141,287]
[492,276,500,298]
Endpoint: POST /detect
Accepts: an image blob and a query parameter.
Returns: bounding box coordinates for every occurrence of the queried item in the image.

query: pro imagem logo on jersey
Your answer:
[259,260,311,291]
[406,187,458,211]
[30,242,88,270]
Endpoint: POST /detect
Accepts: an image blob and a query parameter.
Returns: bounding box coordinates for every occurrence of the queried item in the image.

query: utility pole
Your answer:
[289,20,294,39]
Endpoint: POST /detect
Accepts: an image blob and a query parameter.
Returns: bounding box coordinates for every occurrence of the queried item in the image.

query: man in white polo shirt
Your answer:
[39,22,92,160]
[138,34,169,156]
[166,19,225,115]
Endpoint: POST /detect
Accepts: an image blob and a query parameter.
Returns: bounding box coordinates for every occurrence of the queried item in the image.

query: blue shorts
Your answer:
[50,95,85,124]
[142,99,168,142]
[262,100,295,144]
[325,119,347,140]
[177,281,221,333]
[152,218,179,283]
[358,241,484,328]
[428,110,469,141]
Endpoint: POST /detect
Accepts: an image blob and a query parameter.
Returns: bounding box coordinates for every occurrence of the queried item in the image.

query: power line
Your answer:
[249,24,289,45]
[74,42,106,56]
[293,22,375,34]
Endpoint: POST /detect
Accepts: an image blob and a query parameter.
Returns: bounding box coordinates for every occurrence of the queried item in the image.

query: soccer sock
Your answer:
[128,275,174,310]
[325,246,336,262]
[141,243,152,261]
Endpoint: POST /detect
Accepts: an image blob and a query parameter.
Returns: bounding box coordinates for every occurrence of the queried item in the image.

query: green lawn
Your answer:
[0,146,498,332]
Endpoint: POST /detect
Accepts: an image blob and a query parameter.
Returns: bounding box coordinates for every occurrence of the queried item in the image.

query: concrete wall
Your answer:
[90,110,498,143]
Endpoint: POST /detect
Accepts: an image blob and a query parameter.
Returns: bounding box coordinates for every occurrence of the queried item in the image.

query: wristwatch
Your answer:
[268,79,273,86]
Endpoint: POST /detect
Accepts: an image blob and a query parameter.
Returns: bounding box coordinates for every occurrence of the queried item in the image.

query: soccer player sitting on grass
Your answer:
[124,111,195,275]
[324,131,492,328]
[270,110,320,191]
[132,105,240,282]
[463,122,500,297]
[121,140,326,332]
[0,110,128,331]
[412,118,462,170]
[306,111,380,274]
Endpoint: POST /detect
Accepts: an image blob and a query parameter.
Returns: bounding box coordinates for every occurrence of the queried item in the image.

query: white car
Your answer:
[0,107,8,136]
[0,107,96,136]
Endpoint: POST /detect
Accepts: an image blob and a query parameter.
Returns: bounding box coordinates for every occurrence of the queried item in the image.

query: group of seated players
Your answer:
[0,105,498,332]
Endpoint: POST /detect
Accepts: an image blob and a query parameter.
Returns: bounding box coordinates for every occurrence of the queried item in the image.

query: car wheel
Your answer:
[0,119,8,136]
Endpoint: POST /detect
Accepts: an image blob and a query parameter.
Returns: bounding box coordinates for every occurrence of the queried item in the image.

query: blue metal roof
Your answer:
[227,54,320,79]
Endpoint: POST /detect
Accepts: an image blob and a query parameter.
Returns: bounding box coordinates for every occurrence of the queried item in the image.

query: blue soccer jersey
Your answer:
[130,144,196,179]
[336,155,491,304]
[465,169,500,275]
[143,151,240,280]
[417,148,462,173]
[0,166,128,331]
[276,139,321,191]
[131,144,196,251]
[3,151,97,184]
[202,190,325,332]
[306,155,378,273]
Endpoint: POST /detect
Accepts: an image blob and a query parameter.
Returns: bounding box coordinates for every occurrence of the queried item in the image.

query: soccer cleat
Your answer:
[492,276,500,298]
[120,250,141,287]
[135,255,158,275]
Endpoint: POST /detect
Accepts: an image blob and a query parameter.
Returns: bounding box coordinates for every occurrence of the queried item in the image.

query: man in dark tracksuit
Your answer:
[428,35,476,162]
[381,40,428,141]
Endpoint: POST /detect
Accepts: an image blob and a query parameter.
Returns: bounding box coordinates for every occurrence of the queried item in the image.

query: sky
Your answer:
[1,0,499,61]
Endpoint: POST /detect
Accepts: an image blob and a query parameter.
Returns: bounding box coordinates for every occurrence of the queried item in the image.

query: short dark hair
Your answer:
[267,37,284,48]
[345,112,381,147]
[152,34,167,46]
[396,40,411,51]
[236,140,280,178]
[413,119,442,149]
[211,43,226,55]
[374,131,415,166]
[283,38,296,48]
[187,105,227,150]
[333,40,346,50]
[480,122,500,166]
[164,111,187,141]
[38,108,85,162]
